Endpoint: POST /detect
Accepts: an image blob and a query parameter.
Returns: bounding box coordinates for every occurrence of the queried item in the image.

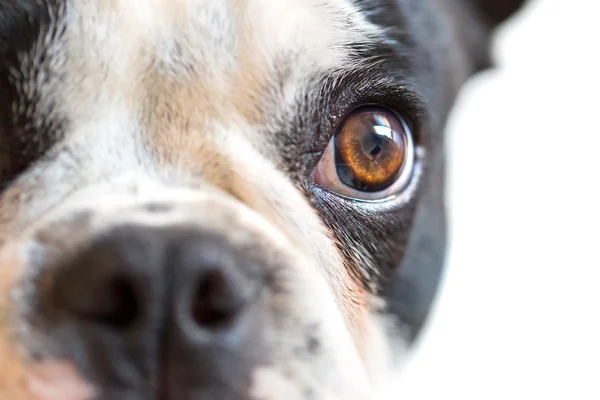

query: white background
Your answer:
[399,1,600,398]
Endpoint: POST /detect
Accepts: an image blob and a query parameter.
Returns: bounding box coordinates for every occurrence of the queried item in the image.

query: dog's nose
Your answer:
[54,228,255,332]
[45,226,265,396]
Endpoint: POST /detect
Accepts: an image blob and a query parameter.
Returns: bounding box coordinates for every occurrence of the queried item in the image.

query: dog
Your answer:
[0,1,526,399]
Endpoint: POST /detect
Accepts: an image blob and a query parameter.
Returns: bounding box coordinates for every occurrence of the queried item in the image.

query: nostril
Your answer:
[192,269,241,329]
[79,276,139,329]
[54,265,142,330]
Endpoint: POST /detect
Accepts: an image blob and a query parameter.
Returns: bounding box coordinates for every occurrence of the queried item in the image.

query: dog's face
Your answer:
[0,1,524,399]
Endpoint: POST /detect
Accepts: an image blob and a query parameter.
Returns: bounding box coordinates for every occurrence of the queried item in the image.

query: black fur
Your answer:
[0,0,67,190]
[467,0,528,26]
[301,0,526,339]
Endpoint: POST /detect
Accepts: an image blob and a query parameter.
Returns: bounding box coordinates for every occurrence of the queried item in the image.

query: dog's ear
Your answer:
[466,0,527,29]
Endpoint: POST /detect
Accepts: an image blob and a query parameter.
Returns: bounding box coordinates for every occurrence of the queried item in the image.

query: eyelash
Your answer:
[320,80,424,145]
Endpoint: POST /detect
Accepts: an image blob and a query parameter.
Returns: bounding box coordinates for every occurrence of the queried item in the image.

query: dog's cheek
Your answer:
[248,261,373,400]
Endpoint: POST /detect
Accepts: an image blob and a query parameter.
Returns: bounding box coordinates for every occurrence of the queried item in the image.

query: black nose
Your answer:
[43,226,266,398]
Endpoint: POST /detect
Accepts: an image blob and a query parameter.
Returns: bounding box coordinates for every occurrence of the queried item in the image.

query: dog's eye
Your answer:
[313,106,415,201]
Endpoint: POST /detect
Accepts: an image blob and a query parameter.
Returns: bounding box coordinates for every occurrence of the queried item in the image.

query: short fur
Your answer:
[0,0,526,399]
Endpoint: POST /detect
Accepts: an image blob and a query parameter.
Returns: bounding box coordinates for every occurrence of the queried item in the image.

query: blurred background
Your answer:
[399,1,600,398]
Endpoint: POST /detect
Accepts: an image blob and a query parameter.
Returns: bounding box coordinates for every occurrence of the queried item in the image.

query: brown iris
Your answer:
[334,107,407,192]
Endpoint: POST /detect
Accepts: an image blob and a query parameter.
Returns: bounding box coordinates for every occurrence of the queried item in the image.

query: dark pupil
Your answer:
[364,133,384,157]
